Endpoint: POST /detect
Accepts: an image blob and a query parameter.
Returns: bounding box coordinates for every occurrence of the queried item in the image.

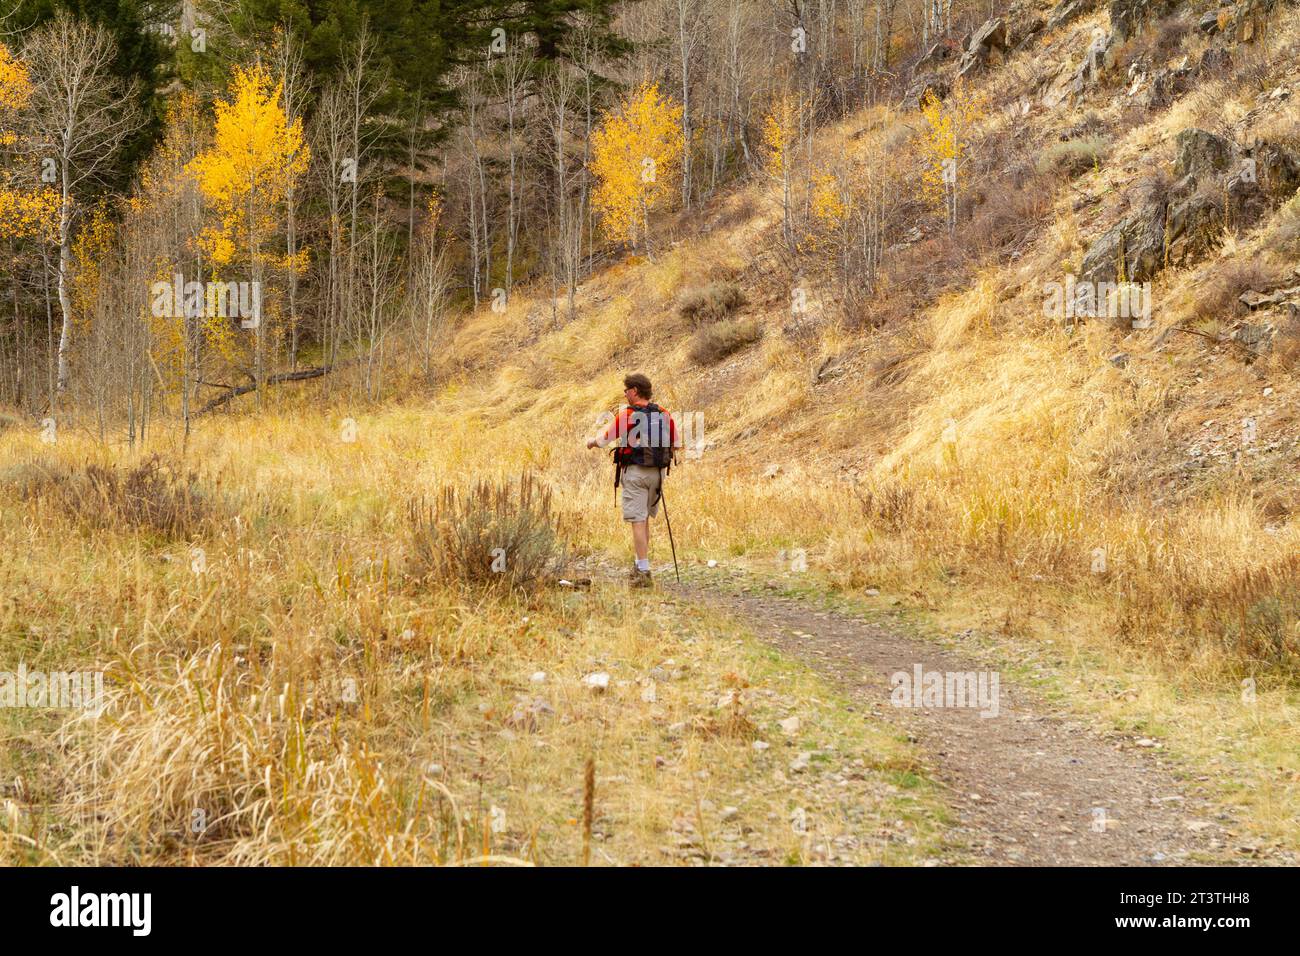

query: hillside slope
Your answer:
[435,0,1300,674]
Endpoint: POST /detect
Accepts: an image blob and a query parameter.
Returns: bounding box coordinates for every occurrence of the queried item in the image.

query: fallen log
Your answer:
[197,366,333,415]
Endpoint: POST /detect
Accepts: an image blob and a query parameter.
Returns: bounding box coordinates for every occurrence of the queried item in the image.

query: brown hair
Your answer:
[623,372,652,399]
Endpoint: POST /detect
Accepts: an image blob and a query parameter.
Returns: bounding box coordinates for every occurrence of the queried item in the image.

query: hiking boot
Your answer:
[629,567,653,588]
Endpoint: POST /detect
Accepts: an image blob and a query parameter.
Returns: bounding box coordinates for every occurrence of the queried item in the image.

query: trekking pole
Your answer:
[657,483,681,584]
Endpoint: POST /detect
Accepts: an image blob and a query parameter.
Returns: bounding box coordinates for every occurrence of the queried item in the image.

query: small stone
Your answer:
[721,806,739,821]
[864,588,880,597]
[530,671,546,683]
[425,762,443,778]
[779,716,801,735]
[641,682,657,703]
[707,559,718,568]
[790,752,812,773]
[583,672,610,692]
[753,740,770,752]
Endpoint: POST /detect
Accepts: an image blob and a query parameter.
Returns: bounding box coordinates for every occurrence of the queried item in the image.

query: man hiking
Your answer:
[586,373,679,588]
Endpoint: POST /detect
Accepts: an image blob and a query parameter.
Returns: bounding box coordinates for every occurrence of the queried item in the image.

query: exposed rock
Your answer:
[1225,141,1300,223]
[1080,200,1168,287]
[1173,128,1234,181]
[958,17,1011,79]
[1109,0,1177,45]
[1068,32,1111,102]
[1199,8,1227,34]
[1014,15,1047,50]
[969,17,1009,52]
[1047,0,1092,30]
[1250,141,1300,199]
[1108,352,1131,368]
[902,71,950,111]
[916,38,961,71]
[1239,286,1300,310]
[1165,188,1223,266]
[1196,45,1232,76]
[1233,322,1275,355]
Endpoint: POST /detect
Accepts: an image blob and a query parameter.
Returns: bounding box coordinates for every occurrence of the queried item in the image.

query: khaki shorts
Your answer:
[621,465,662,522]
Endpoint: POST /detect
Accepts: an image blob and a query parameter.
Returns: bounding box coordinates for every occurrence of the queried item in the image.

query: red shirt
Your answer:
[599,402,678,453]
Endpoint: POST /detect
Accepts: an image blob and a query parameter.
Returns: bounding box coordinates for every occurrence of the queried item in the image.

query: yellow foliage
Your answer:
[0,42,32,112]
[589,82,684,246]
[0,41,56,243]
[762,92,799,179]
[71,202,115,332]
[187,64,309,267]
[0,187,60,242]
[810,171,847,229]
[918,83,985,222]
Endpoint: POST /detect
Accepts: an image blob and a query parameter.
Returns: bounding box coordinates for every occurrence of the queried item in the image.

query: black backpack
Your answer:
[618,402,673,468]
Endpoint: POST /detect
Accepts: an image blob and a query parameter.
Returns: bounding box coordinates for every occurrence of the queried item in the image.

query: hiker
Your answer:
[585,373,679,587]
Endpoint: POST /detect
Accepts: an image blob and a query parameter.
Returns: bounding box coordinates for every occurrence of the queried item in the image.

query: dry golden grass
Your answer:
[0,411,944,866]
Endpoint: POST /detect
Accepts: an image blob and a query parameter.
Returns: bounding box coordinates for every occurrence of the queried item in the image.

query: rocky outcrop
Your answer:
[1070,34,1109,100]
[1082,129,1300,286]
[1047,0,1093,30]
[1173,128,1234,180]
[1080,200,1168,286]
[1199,7,1229,33]
[958,17,1011,78]
[1108,0,1177,44]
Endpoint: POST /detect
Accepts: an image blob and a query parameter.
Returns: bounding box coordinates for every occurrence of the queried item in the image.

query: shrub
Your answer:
[407,473,566,592]
[0,458,72,500]
[689,317,763,364]
[4,455,209,538]
[1036,136,1108,178]
[70,456,210,538]
[678,281,747,326]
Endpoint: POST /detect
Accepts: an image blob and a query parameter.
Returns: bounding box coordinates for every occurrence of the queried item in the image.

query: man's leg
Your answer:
[632,519,649,563]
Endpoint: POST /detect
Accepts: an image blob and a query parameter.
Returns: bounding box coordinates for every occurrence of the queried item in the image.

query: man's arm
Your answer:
[586,408,625,449]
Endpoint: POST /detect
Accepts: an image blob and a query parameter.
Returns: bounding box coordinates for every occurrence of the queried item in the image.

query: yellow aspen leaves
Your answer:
[187,64,310,267]
[0,42,32,112]
[762,93,799,179]
[918,83,985,231]
[589,82,684,247]
[0,41,58,242]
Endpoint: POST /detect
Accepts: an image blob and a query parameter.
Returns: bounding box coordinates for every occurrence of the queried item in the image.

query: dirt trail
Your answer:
[671,580,1253,866]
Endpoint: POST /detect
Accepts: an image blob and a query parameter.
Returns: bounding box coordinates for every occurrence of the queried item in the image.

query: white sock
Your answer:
[636,558,650,572]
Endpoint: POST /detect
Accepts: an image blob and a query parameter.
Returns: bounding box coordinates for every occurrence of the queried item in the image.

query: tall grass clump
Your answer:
[5,455,211,539]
